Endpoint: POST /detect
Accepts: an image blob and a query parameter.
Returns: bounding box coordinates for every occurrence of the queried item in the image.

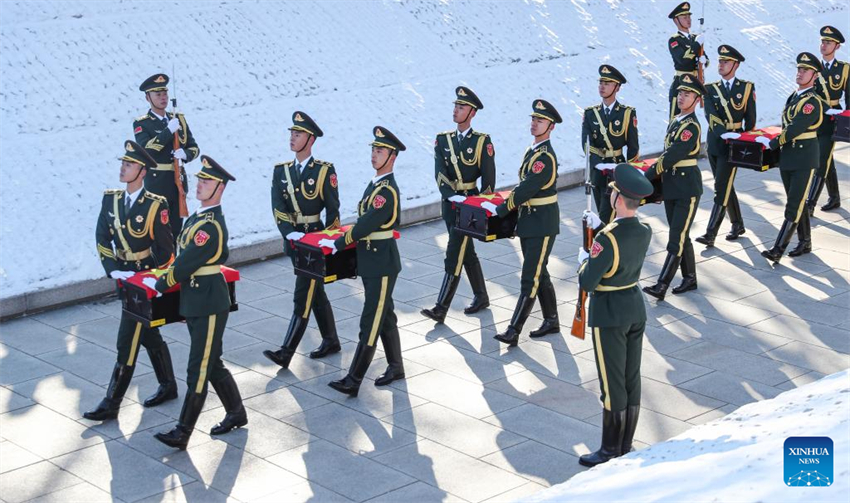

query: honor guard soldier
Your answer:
[807,26,848,214]
[320,127,405,397]
[421,86,496,323]
[666,2,706,122]
[760,53,824,263]
[643,75,705,301]
[264,111,342,368]
[134,73,200,240]
[147,156,246,450]
[481,100,562,347]
[695,44,756,247]
[582,65,640,223]
[577,164,654,467]
[84,141,176,422]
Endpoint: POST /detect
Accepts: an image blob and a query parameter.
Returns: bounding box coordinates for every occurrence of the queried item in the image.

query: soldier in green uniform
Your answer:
[84,141,177,421]
[807,26,848,214]
[666,2,707,122]
[581,65,640,224]
[643,74,705,301]
[134,73,200,241]
[263,111,342,368]
[148,156,246,449]
[695,44,756,247]
[321,127,405,397]
[577,164,654,467]
[760,53,824,262]
[421,87,496,323]
[481,100,562,346]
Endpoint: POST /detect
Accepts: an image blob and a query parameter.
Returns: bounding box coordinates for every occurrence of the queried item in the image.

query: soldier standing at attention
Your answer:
[581,65,640,224]
[806,26,848,215]
[666,2,706,122]
[134,73,200,241]
[421,86,496,323]
[84,141,176,421]
[481,100,562,347]
[264,112,342,368]
[760,54,824,263]
[320,127,405,397]
[577,164,654,467]
[147,156,246,450]
[695,45,756,247]
[643,75,706,301]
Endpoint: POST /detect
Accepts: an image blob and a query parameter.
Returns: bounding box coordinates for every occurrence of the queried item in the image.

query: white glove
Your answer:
[480,201,498,216]
[695,34,703,45]
[577,247,590,265]
[286,231,305,242]
[317,238,338,254]
[582,210,603,229]
[754,136,771,147]
[595,163,617,172]
[173,148,187,160]
[167,117,180,133]
[448,195,466,204]
[142,277,161,297]
[720,132,741,140]
[826,109,843,116]
[109,270,134,281]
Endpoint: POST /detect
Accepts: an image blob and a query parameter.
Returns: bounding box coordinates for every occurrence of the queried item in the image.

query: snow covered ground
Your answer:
[1,0,846,297]
[529,369,850,503]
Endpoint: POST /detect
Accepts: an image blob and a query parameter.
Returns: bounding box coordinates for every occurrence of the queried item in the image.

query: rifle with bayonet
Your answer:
[170,69,189,218]
[570,138,593,340]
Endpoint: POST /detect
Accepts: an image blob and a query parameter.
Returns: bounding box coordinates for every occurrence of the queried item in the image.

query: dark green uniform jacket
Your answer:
[271,157,341,255]
[769,89,823,170]
[435,129,496,204]
[334,174,401,278]
[668,32,701,75]
[133,110,200,165]
[816,59,849,134]
[581,102,640,164]
[495,140,560,238]
[579,217,652,327]
[703,79,757,156]
[96,188,174,274]
[155,206,230,317]
[646,112,703,200]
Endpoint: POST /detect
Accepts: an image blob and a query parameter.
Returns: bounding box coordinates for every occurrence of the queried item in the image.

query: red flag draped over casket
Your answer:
[292,225,399,282]
[120,266,240,327]
[727,126,782,171]
[455,190,518,241]
[628,158,663,204]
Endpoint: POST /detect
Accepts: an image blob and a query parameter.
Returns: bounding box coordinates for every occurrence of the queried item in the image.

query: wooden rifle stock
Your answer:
[171,111,189,218]
[570,220,593,340]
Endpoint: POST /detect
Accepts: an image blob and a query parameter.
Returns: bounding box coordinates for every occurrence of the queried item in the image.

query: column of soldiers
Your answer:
[85,4,845,466]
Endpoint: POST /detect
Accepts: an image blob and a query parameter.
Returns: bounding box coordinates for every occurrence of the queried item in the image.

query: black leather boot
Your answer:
[761,219,797,263]
[309,300,341,359]
[463,261,490,314]
[695,204,725,247]
[725,192,746,240]
[621,404,641,454]
[262,315,309,368]
[494,294,535,347]
[788,211,812,257]
[375,327,405,386]
[821,168,841,211]
[84,363,135,421]
[328,341,377,397]
[420,273,460,323]
[143,343,178,407]
[154,390,207,450]
[805,174,825,217]
[529,282,560,338]
[579,408,627,467]
[210,372,248,435]
[642,253,681,301]
[672,246,697,295]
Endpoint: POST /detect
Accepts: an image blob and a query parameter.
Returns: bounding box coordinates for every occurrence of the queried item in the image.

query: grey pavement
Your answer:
[1,144,848,502]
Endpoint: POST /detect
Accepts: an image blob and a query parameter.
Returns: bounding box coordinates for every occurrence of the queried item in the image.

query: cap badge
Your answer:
[202,158,211,168]
[720,46,729,53]
[535,101,546,110]
[294,113,304,122]
[824,27,833,34]
[457,88,468,96]
[375,128,385,138]
[154,75,166,83]
[125,142,134,152]
[601,66,611,74]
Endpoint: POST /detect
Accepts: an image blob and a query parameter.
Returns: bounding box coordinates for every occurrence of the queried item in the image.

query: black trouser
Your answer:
[591,322,645,411]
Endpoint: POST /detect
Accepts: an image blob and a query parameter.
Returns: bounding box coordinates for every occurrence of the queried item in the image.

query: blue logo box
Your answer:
[784,436,833,487]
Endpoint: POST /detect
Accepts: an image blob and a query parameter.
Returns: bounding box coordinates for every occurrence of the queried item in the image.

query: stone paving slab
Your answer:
[0,150,848,501]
